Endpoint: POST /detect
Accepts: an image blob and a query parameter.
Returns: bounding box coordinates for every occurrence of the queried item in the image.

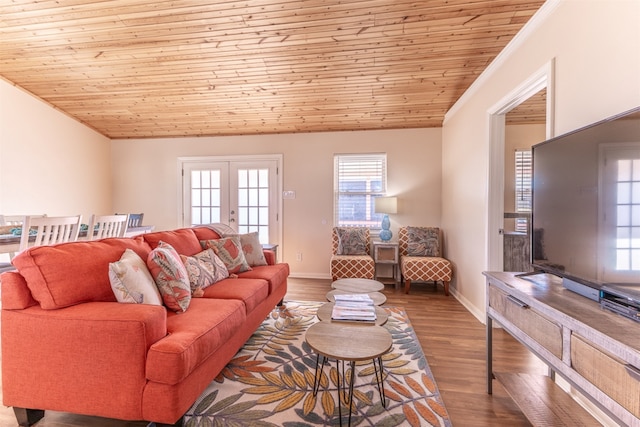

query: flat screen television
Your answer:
[531,106,640,289]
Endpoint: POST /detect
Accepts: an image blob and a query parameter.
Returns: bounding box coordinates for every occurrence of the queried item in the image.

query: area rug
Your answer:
[184,301,452,427]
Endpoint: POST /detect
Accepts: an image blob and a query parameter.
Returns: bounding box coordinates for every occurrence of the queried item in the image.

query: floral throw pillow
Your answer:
[180,248,229,295]
[109,249,163,305]
[406,227,440,257]
[223,232,267,266]
[146,241,192,313]
[336,227,368,255]
[202,236,252,274]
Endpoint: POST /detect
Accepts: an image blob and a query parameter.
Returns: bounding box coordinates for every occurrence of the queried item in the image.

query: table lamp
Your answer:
[374,196,397,241]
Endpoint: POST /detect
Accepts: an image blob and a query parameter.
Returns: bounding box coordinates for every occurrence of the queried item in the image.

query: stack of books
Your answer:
[331,294,377,322]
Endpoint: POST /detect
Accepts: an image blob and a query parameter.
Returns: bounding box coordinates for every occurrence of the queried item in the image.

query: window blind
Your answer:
[334,154,387,227]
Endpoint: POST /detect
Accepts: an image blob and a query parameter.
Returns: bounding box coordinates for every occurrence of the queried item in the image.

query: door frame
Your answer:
[177,154,283,252]
[486,60,555,271]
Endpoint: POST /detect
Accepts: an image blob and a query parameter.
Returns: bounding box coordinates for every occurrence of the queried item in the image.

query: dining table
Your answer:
[0,225,155,255]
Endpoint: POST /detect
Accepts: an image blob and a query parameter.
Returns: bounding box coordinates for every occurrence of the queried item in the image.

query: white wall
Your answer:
[0,80,112,222]
[111,128,442,278]
[442,0,640,318]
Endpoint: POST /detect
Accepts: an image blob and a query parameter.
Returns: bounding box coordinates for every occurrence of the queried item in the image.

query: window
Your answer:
[334,154,387,227]
[615,158,640,271]
[515,150,532,233]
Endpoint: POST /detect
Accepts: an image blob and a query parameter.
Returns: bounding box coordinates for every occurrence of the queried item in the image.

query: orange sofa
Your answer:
[0,226,289,426]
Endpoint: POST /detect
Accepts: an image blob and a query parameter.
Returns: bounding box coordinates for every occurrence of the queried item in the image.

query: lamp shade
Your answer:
[374,197,397,214]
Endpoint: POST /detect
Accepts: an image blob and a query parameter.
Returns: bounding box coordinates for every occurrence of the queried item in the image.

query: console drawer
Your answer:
[488,285,562,358]
[571,334,640,418]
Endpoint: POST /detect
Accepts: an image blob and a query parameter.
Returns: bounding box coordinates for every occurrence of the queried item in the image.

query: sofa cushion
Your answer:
[237,264,289,295]
[146,242,191,313]
[12,238,152,310]
[109,249,163,305]
[146,298,246,385]
[179,248,229,293]
[224,232,267,267]
[202,236,251,274]
[336,227,368,255]
[200,277,269,313]
[191,224,229,241]
[142,228,202,256]
[406,226,440,257]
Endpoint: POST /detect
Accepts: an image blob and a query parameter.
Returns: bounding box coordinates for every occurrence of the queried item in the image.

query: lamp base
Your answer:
[379,229,392,241]
[379,214,392,241]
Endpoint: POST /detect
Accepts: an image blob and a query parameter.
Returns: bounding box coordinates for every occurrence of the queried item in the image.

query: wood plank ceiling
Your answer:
[0,0,546,139]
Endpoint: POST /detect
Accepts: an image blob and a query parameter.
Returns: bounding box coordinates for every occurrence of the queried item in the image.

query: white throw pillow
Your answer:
[109,248,163,305]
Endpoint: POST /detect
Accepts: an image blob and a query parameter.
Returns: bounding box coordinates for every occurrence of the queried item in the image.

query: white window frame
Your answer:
[333,153,387,228]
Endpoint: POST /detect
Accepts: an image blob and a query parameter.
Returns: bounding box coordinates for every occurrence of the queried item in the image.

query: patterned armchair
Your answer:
[330,227,375,281]
[399,226,452,295]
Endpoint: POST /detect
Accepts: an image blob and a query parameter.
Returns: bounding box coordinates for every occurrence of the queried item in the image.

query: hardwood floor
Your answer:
[0,278,543,426]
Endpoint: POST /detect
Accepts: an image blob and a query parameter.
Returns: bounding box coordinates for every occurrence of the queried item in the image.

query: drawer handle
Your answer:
[625,364,640,382]
[507,295,529,309]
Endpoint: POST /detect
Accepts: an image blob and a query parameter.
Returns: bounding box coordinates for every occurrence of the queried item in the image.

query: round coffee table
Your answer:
[331,278,384,292]
[305,322,392,426]
[326,289,387,306]
[316,302,389,326]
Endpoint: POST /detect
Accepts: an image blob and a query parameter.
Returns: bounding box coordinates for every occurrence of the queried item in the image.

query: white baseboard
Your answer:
[288,272,332,280]
[450,287,485,324]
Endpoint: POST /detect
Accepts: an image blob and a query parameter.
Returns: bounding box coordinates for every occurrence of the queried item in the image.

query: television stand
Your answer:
[484,271,640,426]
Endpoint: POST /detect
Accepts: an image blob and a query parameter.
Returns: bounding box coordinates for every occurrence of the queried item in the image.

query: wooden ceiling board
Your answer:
[0,0,546,138]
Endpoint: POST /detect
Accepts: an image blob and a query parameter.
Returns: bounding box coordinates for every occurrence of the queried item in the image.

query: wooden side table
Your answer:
[372,241,399,287]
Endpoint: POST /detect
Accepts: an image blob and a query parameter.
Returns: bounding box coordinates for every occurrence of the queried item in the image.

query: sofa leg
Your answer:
[404,279,411,294]
[13,408,45,427]
[148,416,184,427]
[442,280,450,296]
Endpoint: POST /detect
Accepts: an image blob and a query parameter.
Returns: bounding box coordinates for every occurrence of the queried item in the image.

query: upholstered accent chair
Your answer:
[399,226,452,295]
[330,227,375,281]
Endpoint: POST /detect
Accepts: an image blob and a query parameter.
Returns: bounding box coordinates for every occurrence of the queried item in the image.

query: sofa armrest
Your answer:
[2,302,167,419]
[263,249,276,265]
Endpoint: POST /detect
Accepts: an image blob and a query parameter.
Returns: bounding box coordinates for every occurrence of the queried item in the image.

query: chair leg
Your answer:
[442,280,450,296]
[404,279,411,294]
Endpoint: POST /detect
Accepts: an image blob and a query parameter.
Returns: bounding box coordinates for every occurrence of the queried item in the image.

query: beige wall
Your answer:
[111,128,442,278]
[0,80,112,222]
[442,0,640,318]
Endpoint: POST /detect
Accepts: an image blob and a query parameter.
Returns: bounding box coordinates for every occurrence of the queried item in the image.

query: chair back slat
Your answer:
[19,215,82,252]
[87,214,129,240]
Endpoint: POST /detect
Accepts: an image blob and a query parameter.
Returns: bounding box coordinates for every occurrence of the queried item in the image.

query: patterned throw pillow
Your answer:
[202,236,252,274]
[336,227,368,255]
[146,241,192,313]
[180,248,229,294]
[109,249,163,305]
[406,227,440,257]
[223,232,267,266]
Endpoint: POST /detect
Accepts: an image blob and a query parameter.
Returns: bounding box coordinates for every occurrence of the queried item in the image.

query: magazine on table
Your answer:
[332,294,376,322]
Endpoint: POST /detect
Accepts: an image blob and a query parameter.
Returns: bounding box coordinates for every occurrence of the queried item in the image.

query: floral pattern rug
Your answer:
[184,301,452,427]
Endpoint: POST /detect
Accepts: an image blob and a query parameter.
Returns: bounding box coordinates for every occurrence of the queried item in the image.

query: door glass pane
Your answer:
[236,167,270,243]
[190,169,221,226]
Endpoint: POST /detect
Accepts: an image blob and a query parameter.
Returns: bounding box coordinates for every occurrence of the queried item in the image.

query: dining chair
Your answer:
[87,214,129,240]
[0,214,46,260]
[19,215,82,252]
[117,213,144,228]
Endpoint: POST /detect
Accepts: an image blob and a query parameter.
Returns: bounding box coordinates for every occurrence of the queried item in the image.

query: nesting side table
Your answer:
[372,241,399,287]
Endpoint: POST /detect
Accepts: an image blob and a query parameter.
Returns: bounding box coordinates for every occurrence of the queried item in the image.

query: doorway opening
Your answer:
[487,60,555,272]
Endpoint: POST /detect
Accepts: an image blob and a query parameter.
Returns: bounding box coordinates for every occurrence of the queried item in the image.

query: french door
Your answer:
[180,155,282,248]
